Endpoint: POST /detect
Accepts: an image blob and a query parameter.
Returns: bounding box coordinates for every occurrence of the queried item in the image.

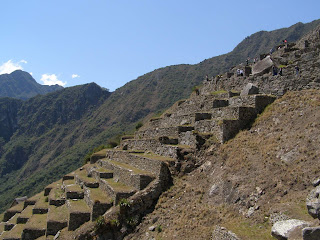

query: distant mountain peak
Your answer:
[0,70,63,100]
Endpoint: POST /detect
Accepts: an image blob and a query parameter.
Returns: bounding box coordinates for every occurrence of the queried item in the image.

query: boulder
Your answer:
[271,219,310,240]
[303,227,320,240]
[240,83,259,96]
[252,55,273,75]
[306,186,320,219]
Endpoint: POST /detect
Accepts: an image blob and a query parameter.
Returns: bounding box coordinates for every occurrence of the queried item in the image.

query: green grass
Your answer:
[8,213,19,223]
[108,160,152,175]
[8,201,24,212]
[76,170,98,183]
[105,179,135,192]
[34,194,49,209]
[88,188,113,204]
[68,199,90,213]
[19,205,33,218]
[211,90,227,95]
[48,204,68,222]
[132,152,175,162]
[25,213,47,229]
[1,223,26,239]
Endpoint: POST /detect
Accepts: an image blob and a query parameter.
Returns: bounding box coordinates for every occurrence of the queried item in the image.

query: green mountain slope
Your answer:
[0,19,319,212]
[0,70,63,100]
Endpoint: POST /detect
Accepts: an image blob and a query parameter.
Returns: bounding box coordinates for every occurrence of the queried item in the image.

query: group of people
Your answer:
[236,69,244,76]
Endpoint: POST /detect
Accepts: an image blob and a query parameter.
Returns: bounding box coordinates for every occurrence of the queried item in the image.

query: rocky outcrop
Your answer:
[271,219,310,240]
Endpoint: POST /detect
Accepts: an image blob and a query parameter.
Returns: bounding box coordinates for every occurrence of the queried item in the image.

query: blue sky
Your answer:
[1,0,320,91]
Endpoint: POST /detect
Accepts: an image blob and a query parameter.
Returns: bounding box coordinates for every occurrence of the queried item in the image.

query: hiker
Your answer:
[270,48,274,55]
[283,39,288,48]
[253,58,256,64]
[272,66,278,76]
[246,58,249,66]
[240,69,244,76]
[237,69,240,76]
[205,75,209,81]
[295,66,299,75]
[279,67,283,76]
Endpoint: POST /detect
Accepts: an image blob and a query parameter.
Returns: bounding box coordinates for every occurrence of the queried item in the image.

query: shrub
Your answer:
[135,122,143,130]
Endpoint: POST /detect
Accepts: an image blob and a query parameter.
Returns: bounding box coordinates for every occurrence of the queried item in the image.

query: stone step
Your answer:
[196,106,257,122]
[17,205,33,224]
[105,149,175,176]
[98,158,155,190]
[67,199,91,231]
[228,94,276,113]
[121,138,186,159]
[3,201,24,222]
[62,179,84,200]
[44,180,61,197]
[24,192,43,209]
[90,149,107,163]
[135,125,194,139]
[33,194,49,214]
[46,205,68,236]
[148,113,195,129]
[4,213,19,231]
[83,186,113,221]
[75,169,99,188]
[48,182,66,207]
[99,178,136,205]
[1,223,26,240]
[22,213,47,240]
[88,166,114,179]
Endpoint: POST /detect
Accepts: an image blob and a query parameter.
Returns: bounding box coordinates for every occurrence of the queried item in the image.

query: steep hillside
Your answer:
[0,19,319,214]
[0,70,63,100]
[125,89,320,240]
[0,83,111,212]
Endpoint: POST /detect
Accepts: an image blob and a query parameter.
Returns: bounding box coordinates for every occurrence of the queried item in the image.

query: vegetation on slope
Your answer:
[0,70,63,100]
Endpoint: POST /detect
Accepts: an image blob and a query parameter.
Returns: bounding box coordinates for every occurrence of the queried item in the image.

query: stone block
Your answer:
[303,227,320,240]
[271,219,310,240]
[46,220,68,236]
[240,83,259,96]
[68,212,90,231]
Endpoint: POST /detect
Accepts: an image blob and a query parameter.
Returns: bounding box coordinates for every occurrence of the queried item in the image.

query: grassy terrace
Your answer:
[50,186,65,200]
[68,199,90,213]
[75,169,98,183]
[104,179,135,192]
[8,201,24,212]
[8,212,19,223]
[48,205,68,222]
[0,222,4,232]
[63,179,75,186]
[1,223,25,239]
[92,149,107,157]
[107,160,152,175]
[34,195,49,209]
[87,187,112,204]
[25,213,47,230]
[19,205,33,218]
[132,152,175,162]
[65,184,83,193]
[46,180,62,189]
[96,167,113,174]
[27,191,44,202]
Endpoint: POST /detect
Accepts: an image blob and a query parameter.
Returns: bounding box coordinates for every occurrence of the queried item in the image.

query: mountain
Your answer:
[0,70,63,100]
[0,19,319,213]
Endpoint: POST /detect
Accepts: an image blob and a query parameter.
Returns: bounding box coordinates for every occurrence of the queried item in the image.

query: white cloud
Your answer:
[0,59,27,74]
[72,74,80,79]
[40,74,67,86]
